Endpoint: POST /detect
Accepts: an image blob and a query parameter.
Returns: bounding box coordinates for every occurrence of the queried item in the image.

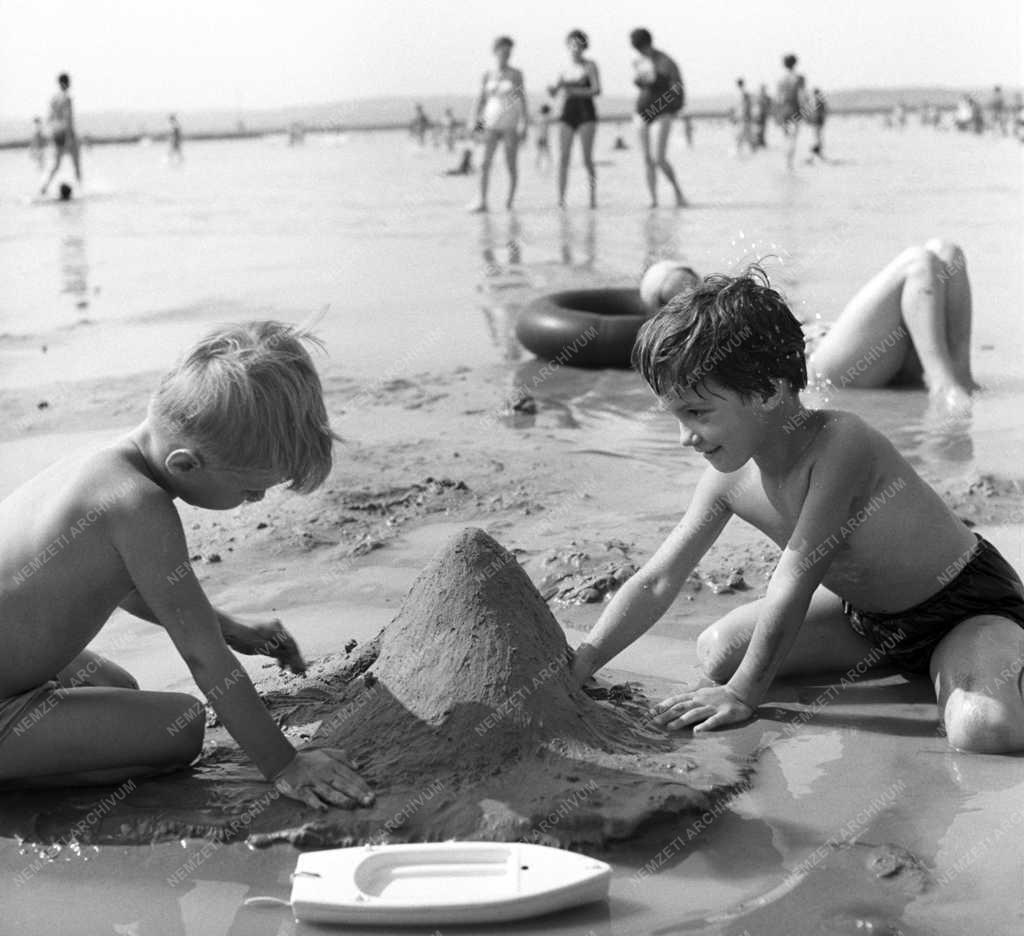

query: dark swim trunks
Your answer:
[843,535,1024,674]
[52,130,67,148]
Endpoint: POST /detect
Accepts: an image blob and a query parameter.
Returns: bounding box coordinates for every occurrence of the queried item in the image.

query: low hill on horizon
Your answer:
[1,85,1012,144]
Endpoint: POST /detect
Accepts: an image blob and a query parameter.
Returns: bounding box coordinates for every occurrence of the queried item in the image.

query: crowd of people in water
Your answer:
[24,53,1022,207]
[402,28,1022,212]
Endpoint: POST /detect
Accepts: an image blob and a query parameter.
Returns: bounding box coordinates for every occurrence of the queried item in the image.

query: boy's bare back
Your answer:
[0,440,153,697]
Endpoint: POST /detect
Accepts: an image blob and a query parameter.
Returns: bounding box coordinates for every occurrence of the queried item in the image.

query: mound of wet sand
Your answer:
[0,528,746,849]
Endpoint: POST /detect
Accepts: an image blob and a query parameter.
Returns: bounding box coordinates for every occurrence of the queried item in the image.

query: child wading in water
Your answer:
[0,322,374,808]
[572,270,1024,753]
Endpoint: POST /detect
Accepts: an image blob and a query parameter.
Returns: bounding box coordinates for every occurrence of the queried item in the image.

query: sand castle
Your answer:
[0,528,744,848]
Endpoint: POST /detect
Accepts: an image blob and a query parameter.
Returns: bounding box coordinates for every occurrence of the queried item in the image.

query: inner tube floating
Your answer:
[515,288,648,369]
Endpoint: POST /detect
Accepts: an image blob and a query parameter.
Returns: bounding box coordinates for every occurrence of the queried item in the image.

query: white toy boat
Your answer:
[288,841,612,926]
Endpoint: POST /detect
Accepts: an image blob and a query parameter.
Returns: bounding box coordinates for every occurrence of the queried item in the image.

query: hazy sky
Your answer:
[1,0,1020,118]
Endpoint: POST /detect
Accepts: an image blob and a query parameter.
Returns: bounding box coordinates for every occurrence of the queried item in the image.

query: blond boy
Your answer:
[0,322,373,808]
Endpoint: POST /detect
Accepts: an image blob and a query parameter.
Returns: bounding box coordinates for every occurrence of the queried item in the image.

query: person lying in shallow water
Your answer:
[0,321,374,809]
[572,266,1024,754]
[639,239,977,413]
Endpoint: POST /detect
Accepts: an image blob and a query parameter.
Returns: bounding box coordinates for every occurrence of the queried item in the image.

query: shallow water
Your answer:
[2,119,1021,482]
[1,119,1023,935]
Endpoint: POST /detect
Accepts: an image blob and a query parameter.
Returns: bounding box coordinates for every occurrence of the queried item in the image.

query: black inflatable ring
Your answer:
[515,288,648,368]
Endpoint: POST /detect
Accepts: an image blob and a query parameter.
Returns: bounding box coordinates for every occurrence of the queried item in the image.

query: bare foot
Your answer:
[929,383,974,421]
[675,192,689,207]
[467,201,488,214]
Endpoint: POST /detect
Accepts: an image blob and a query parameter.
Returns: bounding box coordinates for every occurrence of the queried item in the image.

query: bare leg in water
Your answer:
[806,239,977,413]
[578,120,597,209]
[469,130,503,212]
[556,122,574,208]
[500,130,519,210]
[638,115,686,207]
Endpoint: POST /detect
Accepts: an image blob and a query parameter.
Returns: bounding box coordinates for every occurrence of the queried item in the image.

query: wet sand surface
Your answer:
[1,361,1023,935]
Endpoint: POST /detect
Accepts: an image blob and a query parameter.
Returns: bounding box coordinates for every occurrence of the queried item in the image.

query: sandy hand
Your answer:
[224,617,307,675]
[272,748,375,811]
[650,685,753,733]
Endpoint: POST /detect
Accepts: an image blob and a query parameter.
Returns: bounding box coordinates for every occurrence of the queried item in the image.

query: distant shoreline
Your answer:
[0,104,954,151]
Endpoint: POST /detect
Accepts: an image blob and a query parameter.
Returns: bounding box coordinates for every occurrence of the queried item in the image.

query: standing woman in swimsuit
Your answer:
[469,36,528,213]
[630,28,687,207]
[776,53,809,170]
[548,29,601,209]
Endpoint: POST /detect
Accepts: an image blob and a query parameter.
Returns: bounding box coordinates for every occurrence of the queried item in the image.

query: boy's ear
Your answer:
[753,380,787,413]
[165,449,203,476]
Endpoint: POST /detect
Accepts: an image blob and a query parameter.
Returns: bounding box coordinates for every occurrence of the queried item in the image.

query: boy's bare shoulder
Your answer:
[812,410,889,458]
[806,410,903,490]
[70,442,177,521]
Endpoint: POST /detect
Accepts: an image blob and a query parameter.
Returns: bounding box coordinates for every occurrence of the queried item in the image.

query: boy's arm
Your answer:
[119,589,306,674]
[655,427,875,732]
[572,467,735,684]
[108,490,371,806]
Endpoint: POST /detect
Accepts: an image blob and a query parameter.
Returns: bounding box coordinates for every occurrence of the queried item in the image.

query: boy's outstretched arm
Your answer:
[654,430,875,732]
[119,591,306,674]
[109,491,373,809]
[572,468,735,684]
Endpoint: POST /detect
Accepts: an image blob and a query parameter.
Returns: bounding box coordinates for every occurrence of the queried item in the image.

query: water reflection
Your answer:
[641,210,686,271]
[478,213,527,362]
[558,210,596,269]
[57,203,91,311]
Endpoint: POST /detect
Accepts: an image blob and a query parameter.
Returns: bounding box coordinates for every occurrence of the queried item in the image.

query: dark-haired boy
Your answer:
[572,270,1024,753]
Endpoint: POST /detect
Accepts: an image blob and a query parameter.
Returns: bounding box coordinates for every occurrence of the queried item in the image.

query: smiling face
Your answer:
[661,380,771,473]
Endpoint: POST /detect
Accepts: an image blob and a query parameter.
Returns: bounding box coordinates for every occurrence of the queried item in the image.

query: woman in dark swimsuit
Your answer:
[630,28,686,207]
[548,29,601,208]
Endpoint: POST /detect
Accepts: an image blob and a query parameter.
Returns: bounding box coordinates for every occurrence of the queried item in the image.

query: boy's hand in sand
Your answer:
[222,615,307,675]
[650,685,753,733]
[272,748,375,810]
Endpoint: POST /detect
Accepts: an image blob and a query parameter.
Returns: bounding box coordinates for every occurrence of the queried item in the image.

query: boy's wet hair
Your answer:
[151,321,338,493]
[783,54,798,69]
[632,266,807,401]
[493,35,514,52]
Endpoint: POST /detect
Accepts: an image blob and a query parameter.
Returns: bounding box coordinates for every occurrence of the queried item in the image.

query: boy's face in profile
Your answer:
[171,459,285,510]
[661,379,773,473]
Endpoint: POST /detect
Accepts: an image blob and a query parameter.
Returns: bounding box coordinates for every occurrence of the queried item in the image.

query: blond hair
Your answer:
[151,321,337,493]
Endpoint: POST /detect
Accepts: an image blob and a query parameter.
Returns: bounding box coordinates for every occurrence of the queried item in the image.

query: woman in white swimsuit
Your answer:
[469,36,529,213]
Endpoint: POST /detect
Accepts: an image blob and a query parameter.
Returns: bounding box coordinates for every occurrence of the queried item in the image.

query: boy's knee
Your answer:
[943,693,1022,754]
[101,661,139,690]
[696,626,738,683]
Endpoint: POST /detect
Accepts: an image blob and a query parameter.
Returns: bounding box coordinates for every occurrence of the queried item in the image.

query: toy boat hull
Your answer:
[290,841,612,925]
